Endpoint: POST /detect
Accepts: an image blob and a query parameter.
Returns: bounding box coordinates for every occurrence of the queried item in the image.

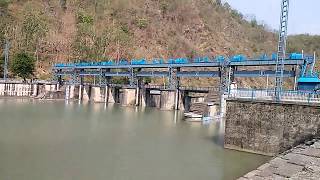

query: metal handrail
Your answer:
[228,88,320,104]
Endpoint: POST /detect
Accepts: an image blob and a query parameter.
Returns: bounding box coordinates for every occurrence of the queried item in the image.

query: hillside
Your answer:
[0,0,318,87]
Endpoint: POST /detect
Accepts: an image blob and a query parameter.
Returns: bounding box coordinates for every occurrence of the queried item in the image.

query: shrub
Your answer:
[77,12,94,25]
[136,18,148,29]
[10,52,35,81]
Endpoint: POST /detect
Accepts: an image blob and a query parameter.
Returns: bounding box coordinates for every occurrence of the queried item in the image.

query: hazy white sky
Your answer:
[223,0,320,35]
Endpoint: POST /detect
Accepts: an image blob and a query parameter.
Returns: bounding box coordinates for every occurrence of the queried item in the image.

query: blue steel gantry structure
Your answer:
[53,53,318,94]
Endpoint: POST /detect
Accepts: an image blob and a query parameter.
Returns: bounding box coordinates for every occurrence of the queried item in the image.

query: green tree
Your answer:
[0,0,12,44]
[0,0,10,16]
[73,11,101,59]
[106,24,132,60]
[10,52,35,81]
[21,9,48,51]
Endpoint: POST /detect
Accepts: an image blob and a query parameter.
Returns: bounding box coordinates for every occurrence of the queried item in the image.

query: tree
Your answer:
[73,11,98,59]
[0,0,12,44]
[10,52,35,81]
[21,9,48,51]
[0,0,10,16]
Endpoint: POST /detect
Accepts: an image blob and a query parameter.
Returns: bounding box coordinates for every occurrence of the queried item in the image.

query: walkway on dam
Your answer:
[239,139,320,180]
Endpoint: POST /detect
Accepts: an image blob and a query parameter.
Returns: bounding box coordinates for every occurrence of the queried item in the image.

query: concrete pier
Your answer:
[108,87,117,103]
[82,85,90,101]
[160,90,176,110]
[91,86,103,102]
[32,84,38,97]
[143,89,161,108]
[120,88,136,106]
[104,86,109,103]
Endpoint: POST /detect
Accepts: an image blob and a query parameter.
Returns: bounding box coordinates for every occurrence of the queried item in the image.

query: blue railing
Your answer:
[228,88,320,104]
[54,52,306,68]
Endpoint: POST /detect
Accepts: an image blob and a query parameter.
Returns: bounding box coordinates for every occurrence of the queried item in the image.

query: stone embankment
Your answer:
[239,139,320,180]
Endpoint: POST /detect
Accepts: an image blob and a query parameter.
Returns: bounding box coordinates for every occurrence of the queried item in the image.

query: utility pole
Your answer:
[3,39,10,81]
[275,0,289,101]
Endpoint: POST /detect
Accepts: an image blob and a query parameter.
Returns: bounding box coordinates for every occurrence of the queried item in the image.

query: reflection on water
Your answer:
[0,98,269,180]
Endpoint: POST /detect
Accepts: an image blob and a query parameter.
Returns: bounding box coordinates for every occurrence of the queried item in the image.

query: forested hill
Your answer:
[0,0,319,86]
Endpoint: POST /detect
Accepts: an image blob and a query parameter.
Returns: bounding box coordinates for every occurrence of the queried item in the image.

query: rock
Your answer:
[311,142,320,149]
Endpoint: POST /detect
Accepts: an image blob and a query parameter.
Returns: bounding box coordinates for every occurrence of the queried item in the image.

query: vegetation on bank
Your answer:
[288,34,320,59]
[10,52,35,81]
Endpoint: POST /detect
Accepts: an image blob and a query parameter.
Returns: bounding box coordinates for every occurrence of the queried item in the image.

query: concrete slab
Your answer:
[244,170,260,178]
[273,162,303,178]
[283,153,320,167]
[298,148,320,158]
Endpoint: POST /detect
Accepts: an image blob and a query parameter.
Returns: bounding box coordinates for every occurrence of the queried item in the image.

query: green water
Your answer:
[0,98,269,180]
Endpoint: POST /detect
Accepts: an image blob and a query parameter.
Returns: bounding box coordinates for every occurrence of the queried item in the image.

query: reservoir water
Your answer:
[0,98,269,180]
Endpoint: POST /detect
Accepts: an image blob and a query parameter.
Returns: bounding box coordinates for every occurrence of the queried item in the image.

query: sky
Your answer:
[223,0,320,35]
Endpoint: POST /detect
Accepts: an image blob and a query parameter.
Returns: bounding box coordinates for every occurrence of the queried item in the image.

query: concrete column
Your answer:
[140,88,147,107]
[0,83,4,96]
[82,85,90,101]
[79,85,83,101]
[10,84,13,96]
[220,94,227,117]
[178,90,187,111]
[21,84,24,96]
[33,84,38,97]
[174,89,179,110]
[121,88,136,106]
[208,104,219,117]
[3,84,6,96]
[45,85,51,92]
[160,90,176,110]
[135,86,140,106]
[104,86,109,103]
[108,87,116,103]
[69,85,75,99]
[7,84,10,96]
[4,84,7,96]
[91,86,102,102]
[65,85,70,100]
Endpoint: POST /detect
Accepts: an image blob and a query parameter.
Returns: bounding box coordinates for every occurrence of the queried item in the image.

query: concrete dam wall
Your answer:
[0,82,58,97]
[0,82,219,116]
[63,85,218,112]
[224,100,320,156]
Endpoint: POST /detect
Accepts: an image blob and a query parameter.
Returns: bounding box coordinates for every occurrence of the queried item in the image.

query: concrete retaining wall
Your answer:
[224,100,320,156]
[0,83,32,96]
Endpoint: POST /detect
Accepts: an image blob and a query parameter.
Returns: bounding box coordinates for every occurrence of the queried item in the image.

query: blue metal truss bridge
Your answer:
[53,53,318,92]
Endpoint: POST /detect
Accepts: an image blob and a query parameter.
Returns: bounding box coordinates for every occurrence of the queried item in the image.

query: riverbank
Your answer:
[239,138,320,179]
